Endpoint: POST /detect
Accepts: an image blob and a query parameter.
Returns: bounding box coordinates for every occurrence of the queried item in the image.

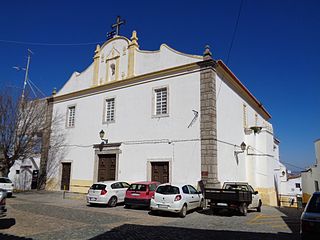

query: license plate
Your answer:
[158,204,168,209]
[217,203,227,206]
[90,197,97,201]
[131,193,140,196]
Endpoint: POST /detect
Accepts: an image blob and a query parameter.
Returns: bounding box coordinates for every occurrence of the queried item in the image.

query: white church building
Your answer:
[45,29,281,206]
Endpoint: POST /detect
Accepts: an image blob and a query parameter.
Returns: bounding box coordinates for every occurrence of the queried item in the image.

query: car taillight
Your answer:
[100,189,107,195]
[174,195,182,201]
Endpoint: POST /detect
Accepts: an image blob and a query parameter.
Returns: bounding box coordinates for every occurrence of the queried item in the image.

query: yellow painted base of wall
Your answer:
[302,193,312,205]
[46,178,60,191]
[45,178,93,194]
[279,196,298,208]
[70,179,93,193]
[256,187,277,206]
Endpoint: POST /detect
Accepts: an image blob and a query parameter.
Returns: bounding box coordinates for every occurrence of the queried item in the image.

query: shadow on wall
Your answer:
[89,224,299,240]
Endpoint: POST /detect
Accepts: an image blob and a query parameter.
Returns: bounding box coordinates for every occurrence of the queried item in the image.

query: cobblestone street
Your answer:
[0,191,302,240]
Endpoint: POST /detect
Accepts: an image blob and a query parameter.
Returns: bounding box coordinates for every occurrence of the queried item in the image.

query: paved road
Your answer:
[0,191,302,240]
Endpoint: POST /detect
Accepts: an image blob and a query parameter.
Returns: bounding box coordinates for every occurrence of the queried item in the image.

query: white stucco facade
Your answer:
[47,31,280,205]
[301,139,320,204]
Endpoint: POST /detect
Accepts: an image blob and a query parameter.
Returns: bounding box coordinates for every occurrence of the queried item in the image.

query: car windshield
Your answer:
[90,184,106,190]
[128,184,147,191]
[306,194,320,213]
[156,185,180,195]
[0,178,12,183]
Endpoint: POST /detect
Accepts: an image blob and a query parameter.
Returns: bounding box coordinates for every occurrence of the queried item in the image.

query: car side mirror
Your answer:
[198,191,202,195]
[253,191,258,195]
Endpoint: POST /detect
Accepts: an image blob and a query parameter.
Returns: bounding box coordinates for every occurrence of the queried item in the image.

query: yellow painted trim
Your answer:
[105,60,109,84]
[127,47,135,78]
[93,58,100,87]
[115,57,120,80]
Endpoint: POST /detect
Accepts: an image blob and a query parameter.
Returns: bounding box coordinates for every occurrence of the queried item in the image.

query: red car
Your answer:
[124,181,160,208]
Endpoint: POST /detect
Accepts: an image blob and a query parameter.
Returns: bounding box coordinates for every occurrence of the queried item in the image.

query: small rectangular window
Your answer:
[295,183,301,189]
[105,98,115,122]
[67,106,76,127]
[154,87,168,116]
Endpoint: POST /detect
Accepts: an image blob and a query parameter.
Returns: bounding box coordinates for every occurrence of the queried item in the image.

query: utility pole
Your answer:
[21,49,33,100]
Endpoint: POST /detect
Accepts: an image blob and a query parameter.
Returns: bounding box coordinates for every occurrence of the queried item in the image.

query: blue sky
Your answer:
[0,0,319,170]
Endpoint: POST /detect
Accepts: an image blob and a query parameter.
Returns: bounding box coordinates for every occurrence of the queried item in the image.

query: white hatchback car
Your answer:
[0,177,14,197]
[87,181,130,207]
[150,183,204,217]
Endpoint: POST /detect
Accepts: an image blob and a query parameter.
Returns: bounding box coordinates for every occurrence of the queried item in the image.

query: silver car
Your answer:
[300,191,320,240]
[0,177,14,197]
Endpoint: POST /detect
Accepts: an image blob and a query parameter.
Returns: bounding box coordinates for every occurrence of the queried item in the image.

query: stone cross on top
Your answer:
[111,16,126,36]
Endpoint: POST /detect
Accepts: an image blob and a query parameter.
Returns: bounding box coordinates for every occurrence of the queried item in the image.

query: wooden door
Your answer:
[61,163,71,190]
[98,154,116,181]
[151,162,169,183]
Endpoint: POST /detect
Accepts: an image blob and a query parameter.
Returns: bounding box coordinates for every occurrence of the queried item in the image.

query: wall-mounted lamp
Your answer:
[234,142,247,154]
[99,130,108,144]
[234,142,246,165]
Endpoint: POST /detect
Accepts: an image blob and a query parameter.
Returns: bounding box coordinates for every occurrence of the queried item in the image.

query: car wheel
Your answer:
[108,196,117,207]
[257,200,262,212]
[179,204,187,218]
[239,203,247,216]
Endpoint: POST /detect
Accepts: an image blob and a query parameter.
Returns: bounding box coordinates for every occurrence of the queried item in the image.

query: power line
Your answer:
[0,39,103,46]
[217,0,244,101]
[226,0,244,65]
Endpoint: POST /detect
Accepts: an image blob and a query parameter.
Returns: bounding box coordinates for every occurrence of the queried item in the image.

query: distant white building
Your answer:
[274,162,302,207]
[45,30,281,206]
[301,139,320,204]
[8,157,40,190]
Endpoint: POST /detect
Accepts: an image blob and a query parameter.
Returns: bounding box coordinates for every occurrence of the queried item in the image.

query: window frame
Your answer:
[103,97,116,124]
[66,105,76,128]
[152,86,169,118]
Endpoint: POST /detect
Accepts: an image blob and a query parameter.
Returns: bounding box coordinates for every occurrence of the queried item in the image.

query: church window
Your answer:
[105,98,115,122]
[67,106,76,127]
[154,87,168,116]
